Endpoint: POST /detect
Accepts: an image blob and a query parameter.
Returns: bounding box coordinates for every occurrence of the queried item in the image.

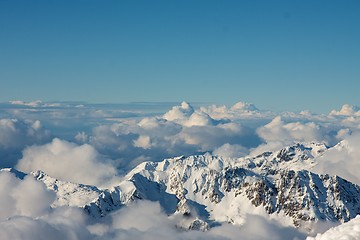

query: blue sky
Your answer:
[1,0,359,112]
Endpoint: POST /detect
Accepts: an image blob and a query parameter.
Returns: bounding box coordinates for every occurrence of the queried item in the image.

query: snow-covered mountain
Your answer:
[4,141,360,233]
[31,170,102,207]
[81,142,360,231]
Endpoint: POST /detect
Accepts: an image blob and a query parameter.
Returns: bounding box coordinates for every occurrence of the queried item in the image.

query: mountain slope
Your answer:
[85,142,360,230]
[31,170,102,207]
[3,142,359,233]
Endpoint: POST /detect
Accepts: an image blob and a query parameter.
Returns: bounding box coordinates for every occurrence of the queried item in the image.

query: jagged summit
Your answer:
[81,142,360,231]
[246,142,329,174]
[2,141,359,232]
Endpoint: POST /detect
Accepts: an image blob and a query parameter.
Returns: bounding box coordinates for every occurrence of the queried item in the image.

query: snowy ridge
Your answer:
[245,142,328,173]
[3,142,360,233]
[31,170,101,207]
[84,142,360,230]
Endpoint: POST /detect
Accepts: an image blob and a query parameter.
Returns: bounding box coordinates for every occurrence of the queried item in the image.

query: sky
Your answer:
[1,0,360,112]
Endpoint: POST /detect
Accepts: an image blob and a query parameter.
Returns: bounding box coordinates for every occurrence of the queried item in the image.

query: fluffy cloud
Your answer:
[163,101,195,122]
[178,122,255,152]
[306,215,360,240]
[111,201,173,232]
[210,214,306,240]
[0,119,50,168]
[0,193,305,240]
[328,105,360,129]
[330,104,360,116]
[200,101,270,120]
[10,100,44,107]
[0,171,55,220]
[251,116,345,156]
[212,143,249,158]
[89,201,216,240]
[73,101,360,172]
[16,138,117,187]
[312,132,360,185]
[257,116,326,143]
[0,170,95,240]
[0,215,93,240]
[5,101,360,240]
[3,101,360,182]
[88,201,305,240]
[133,135,151,149]
[83,102,261,170]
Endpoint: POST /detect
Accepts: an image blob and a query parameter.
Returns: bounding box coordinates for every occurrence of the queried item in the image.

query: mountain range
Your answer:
[3,141,360,234]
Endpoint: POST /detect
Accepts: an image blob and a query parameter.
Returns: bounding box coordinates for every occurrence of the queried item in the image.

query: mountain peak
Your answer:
[6,141,359,233]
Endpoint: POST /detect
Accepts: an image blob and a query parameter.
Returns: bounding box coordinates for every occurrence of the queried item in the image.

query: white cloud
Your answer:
[0,119,49,149]
[257,116,325,143]
[0,171,55,220]
[133,135,151,149]
[306,215,360,240]
[0,209,94,240]
[252,116,343,155]
[210,214,305,240]
[231,102,259,111]
[178,123,245,151]
[200,101,270,120]
[84,102,260,170]
[75,131,88,143]
[212,143,249,158]
[163,101,194,122]
[330,104,360,116]
[312,132,360,185]
[5,101,359,240]
[111,201,171,231]
[0,170,95,240]
[87,201,305,240]
[16,138,117,187]
[184,111,217,127]
[86,200,305,240]
[0,119,50,168]
[9,100,43,107]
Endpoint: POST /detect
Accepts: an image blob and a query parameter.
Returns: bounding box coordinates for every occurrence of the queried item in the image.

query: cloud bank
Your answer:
[313,132,360,185]
[80,101,261,171]
[1,101,360,239]
[16,138,117,187]
[0,119,50,168]
[306,215,360,240]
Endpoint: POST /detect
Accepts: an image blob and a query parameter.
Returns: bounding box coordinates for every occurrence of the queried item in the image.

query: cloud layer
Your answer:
[16,138,117,187]
[0,119,50,168]
[306,216,360,240]
[1,101,360,239]
[0,171,55,220]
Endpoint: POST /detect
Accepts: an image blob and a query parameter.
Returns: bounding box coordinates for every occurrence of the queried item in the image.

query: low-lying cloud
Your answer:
[1,101,360,239]
[16,138,118,187]
[79,102,261,170]
[312,132,360,185]
[306,215,360,240]
[0,119,50,168]
[89,200,305,240]
[0,171,55,220]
